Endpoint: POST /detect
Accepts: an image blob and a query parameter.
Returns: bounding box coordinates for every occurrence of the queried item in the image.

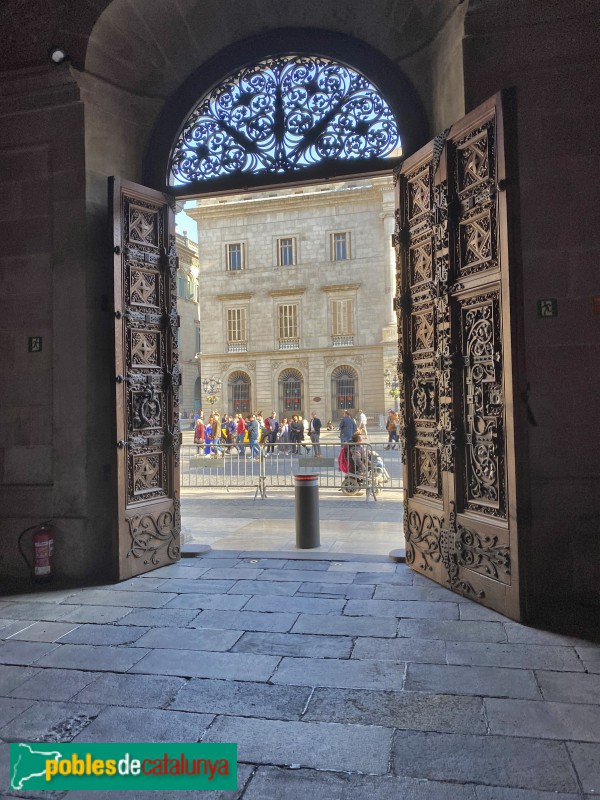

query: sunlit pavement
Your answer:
[181,487,404,556]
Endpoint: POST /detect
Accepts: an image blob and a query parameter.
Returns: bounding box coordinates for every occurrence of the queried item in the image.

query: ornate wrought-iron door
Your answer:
[395,93,524,620]
[110,178,181,579]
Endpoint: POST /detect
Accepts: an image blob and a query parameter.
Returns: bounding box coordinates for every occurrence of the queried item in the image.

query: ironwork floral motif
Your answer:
[405,508,443,571]
[169,55,400,185]
[462,294,506,517]
[126,509,179,565]
[456,523,510,581]
[440,503,485,598]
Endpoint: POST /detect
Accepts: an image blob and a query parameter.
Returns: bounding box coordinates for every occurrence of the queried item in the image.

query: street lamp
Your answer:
[384,368,400,412]
[202,375,222,407]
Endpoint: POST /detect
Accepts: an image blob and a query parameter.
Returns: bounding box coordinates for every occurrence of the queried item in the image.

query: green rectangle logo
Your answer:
[10,742,237,791]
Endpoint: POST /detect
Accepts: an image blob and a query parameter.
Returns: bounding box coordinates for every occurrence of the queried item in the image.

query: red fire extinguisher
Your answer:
[18,522,54,583]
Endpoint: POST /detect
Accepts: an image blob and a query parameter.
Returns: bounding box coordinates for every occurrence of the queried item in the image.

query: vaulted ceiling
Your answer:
[3,0,463,97]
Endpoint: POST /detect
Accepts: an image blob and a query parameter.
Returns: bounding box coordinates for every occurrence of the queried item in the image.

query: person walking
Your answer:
[225,414,237,453]
[208,411,223,457]
[309,411,322,456]
[290,415,308,454]
[236,413,246,457]
[193,417,205,454]
[358,409,368,439]
[247,414,260,460]
[279,417,291,454]
[385,409,399,450]
[265,411,279,455]
[339,409,357,443]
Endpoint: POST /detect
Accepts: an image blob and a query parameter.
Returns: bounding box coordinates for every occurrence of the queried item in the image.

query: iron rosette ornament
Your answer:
[169,55,400,185]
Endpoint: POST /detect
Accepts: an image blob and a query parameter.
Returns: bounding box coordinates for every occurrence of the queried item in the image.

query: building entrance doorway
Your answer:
[110,32,525,619]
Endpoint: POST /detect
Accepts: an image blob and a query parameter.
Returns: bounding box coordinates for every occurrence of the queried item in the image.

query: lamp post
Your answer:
[202,375,222,408]
[384,368,400,412]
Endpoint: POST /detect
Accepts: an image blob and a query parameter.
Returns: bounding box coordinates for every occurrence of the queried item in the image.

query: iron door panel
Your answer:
[396,93,524,621]
[110,177,181,580]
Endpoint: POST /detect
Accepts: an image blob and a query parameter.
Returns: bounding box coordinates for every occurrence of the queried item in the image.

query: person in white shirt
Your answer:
[358,409,368,439]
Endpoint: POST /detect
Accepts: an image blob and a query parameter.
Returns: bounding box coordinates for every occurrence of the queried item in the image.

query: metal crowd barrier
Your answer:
[179,438,402,500]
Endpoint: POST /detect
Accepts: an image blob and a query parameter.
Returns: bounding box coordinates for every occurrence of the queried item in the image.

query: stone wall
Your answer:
[463,0,600,616]
[0,66,99,582]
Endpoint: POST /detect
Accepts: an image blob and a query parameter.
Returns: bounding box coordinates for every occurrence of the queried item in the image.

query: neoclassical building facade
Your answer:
[174,231,202,415]
[187,177,399,423]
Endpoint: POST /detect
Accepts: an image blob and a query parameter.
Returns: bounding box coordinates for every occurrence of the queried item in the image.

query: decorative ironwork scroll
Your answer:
[461,292,506,518]
[169,55,400,185]
[126,508,180,566]
[456,523,510,582]
[405,508,443,572]
[397,94,519,619]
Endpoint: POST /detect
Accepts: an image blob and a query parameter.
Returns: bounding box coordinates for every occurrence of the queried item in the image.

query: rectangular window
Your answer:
[226,243,244,271]
[177,274,186,296]
[278,303,298,339]
[227,307,247,343]
[278,237,296,266]
[186,276,194,299]
[332,299,353,336]
[331,232,349,261]
[195,327,201,353]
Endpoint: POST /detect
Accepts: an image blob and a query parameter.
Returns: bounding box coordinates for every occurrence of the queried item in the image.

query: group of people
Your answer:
[192,410,324,459]
[338,408,369,442]
[191,406,400,461]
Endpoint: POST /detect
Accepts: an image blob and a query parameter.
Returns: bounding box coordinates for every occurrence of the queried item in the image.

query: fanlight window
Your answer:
[169,55,400,187]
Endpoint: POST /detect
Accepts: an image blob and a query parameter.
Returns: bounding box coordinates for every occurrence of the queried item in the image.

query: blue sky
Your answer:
[176,203,198,243]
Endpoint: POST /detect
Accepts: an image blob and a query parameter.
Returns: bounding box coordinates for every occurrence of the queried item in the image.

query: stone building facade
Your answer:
[187,178,398,424]
[175,232,202,415]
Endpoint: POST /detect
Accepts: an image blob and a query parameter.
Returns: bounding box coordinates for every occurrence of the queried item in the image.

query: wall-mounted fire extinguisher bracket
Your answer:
[17,521,55,583]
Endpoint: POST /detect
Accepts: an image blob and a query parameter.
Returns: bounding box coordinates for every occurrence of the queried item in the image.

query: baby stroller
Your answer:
[338,444,389,496]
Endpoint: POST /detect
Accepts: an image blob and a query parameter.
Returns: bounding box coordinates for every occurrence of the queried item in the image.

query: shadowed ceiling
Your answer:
[2,0,463,96]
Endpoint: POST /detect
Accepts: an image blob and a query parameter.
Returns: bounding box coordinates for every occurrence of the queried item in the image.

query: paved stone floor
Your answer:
[181,487,405,555]
[1,549,599,798]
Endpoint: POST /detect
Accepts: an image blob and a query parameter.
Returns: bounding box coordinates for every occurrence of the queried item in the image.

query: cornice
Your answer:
[215,292,254,301]
[268,287,307,297]
[321,284,361,293]
[185,181,389,220]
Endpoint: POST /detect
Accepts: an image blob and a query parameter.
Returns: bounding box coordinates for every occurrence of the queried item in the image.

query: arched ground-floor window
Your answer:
[332,365,357,416]
[228,371,251,415]
[279,368,303,418]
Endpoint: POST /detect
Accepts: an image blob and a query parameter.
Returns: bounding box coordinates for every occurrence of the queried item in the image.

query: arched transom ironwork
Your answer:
[169,55,400,186]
